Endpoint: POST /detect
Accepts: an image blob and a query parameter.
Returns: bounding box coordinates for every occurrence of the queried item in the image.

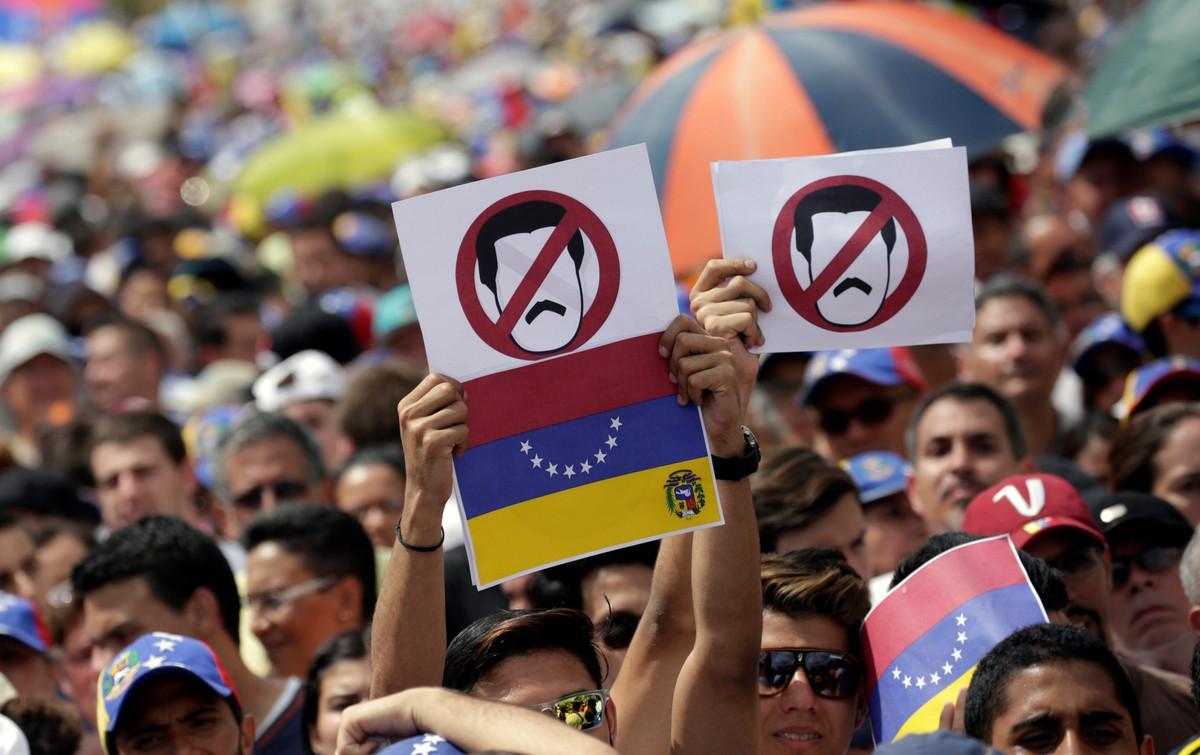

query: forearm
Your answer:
[369,501,447,697]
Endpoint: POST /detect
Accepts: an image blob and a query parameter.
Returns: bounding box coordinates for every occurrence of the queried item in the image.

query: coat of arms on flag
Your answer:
[392,145,724,587]
[860,536,1048,744]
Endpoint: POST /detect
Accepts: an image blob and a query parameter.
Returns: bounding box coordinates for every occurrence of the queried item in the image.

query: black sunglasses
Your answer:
[818,396,896,436]
[758,649,862,699]
[1045,544,1105,579]
[1112,546,1182,590]
[232,480,310,509]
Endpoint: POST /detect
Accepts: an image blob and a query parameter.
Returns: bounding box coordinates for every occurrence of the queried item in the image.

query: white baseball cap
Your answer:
[0,313,73,386]
[252,349,345,412]
[4,222,72,266]
[0,713,30,755]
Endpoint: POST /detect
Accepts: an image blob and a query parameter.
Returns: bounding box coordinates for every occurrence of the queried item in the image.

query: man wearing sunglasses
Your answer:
[963,473,1200,751]
[1090,492,1194,678]
[758,548,870,755]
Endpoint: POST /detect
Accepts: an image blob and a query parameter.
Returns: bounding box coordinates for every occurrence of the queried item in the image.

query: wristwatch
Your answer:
[711,425,761,481]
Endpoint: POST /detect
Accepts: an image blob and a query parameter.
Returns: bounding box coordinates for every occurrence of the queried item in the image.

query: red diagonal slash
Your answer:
[492,206,584,337]
[804,193,903,303]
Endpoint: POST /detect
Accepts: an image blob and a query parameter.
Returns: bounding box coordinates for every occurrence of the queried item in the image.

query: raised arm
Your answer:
[690,257,772,418]
[370,374,467,697]
[337,687,618,755]
[609,531,694,755]
[662,316,763,755]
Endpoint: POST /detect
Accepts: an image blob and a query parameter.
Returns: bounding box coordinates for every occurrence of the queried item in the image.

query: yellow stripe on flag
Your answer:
[893,665,978,742]
[466,457,721,585]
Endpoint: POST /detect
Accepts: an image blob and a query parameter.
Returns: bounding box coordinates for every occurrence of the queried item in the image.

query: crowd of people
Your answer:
[0,0,1197,754]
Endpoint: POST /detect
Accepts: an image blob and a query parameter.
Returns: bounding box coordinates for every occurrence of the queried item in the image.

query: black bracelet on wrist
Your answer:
[395,521,445,552]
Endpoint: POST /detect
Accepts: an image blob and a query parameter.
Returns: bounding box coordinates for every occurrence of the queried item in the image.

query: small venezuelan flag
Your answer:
[456,333,722,586]
[861,537,1047,744]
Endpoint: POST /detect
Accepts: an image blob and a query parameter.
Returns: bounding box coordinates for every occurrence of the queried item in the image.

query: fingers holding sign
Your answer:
[397,374,469,512]
[690,258,771,348]
[659,315,744,458]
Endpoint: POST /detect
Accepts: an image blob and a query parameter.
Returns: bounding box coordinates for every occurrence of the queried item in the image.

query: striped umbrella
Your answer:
[608,1,1065,276]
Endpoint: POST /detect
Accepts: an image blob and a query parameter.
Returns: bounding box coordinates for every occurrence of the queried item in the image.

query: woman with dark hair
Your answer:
[1109,402,1200,524]
[304,629,370,755]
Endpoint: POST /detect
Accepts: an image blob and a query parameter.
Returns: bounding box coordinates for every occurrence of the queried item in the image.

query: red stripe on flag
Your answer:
[463,333,676,448]
[862,538,1028,684]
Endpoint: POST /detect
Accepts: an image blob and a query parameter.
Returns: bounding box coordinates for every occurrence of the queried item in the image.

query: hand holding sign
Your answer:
[712,141,975,353]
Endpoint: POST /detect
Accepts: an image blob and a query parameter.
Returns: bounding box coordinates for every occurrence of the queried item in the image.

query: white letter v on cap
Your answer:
[993,479,1046,517]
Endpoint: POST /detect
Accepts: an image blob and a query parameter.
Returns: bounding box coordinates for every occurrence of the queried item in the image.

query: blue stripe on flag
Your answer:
[869,583,1046,743]
[456,394,709,519]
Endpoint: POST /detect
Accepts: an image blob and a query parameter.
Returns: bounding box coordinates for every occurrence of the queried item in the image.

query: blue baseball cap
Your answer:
[98,633,239,755]
[842,451,911,504]
[377,734,466,754]
[799,348,924,406]
[1096,195,1179,261]
[1070,313,1145,375]
[1116,356,1200,421]
[0,592,50,653]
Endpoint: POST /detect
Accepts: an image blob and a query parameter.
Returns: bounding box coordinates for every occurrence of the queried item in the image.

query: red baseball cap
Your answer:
[961,473,1105,549]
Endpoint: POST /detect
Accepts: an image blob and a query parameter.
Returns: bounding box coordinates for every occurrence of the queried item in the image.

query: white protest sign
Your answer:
[392,144,680,381]
[713,142,975,352]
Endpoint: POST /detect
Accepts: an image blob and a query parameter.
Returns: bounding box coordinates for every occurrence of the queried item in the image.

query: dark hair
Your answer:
[905,382,1027,461]
[192,293,261,350]
[332,444,406,488]
[443,608,602,693]
[761,548,870,656]
[303,629,369,748]
[964,623,1143,744]
[337,363,423,451]
[889,532,1068,613]
[83,315,167,364]
[975,274,1060,330]
[793,185,897,260]
[1060,411,1119,462]
[1,696,82,755]
[0,468,99,526]
[71,516,241,643]
[475,202,585,295]
[530,541,659,611]
[89,411,187,465]
[242,504,376,623]
[1109,402,1200,493]
[753,448,858,551]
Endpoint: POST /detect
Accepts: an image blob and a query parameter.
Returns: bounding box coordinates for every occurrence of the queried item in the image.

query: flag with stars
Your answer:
[455,332,722,586]
[378,733,466,755]
[860,536,1047,744]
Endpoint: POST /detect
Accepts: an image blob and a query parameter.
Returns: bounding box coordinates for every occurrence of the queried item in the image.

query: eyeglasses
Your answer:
[596,611,639,651]
[1045,544,1105,579]
[231,480,311,510]
[528,689,609,733]
[244,576,337,615]
[758,649,862,699]
[818,396,896,436]
[1111,546,1182,590]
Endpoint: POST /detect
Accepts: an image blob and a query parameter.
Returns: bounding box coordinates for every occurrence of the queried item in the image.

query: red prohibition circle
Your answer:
[770,175,927,333]
[456,189,620,360]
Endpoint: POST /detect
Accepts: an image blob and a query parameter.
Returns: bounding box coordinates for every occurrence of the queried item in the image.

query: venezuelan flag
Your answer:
[861,537,1047,744]
[456,333,721,586]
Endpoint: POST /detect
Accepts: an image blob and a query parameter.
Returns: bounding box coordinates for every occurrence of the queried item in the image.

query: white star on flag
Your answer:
[531,454,542,468]
[564,465,575,479]
[915,677,925,689]
[595,450,607,463]
[956,614,967,626]
[154,639,177,653]
[410,743,437,755]
[547,464,558,477]
[605,435,618,449]
[610,417,622,431]
[520,440,531,454]
[956,632,968,644]
[930,672,941,685]
[422,735,445,744]
[144,655,166,670]
[942,662,953,675]
[580,460,592,474]
[892,667,901,680]
[952,648,963,661]
[902,676,912,688]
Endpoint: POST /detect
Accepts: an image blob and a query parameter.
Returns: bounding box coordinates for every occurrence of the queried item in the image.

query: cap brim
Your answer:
[1010,517,1105,549]
[107,665,234,735]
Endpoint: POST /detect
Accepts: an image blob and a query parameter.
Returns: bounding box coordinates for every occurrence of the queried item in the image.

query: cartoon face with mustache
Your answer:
[793,185,897,328]
[476,200,588,355]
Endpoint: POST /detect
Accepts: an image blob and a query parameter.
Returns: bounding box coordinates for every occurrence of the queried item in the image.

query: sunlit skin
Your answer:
[85,327,160,410]
[1108,535,1190,675]
[245,543,360,679]
[308,658,370,755]
[23,531,89,606]
[775,494,870,580]
[1045,270,1106,341]
[0,636,57,699]
[907,398,1024,532]
[861,493,928,577]
[223,436,324,536]
[965,297,1063,410]
[1023,530,1112,642]
[811,377,914,460]
[758,612,863,755]
[91,437,197,530]
[280,399,346,473]
[471,649,617,744]
[1149,417,1200,525]
[333,462,406,549]
[0,524,34,595]
[987,661,1150,754]
[2,353,77,430]
[112,674,254,755]
[580,563,652,684]
[83,578,197,672]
